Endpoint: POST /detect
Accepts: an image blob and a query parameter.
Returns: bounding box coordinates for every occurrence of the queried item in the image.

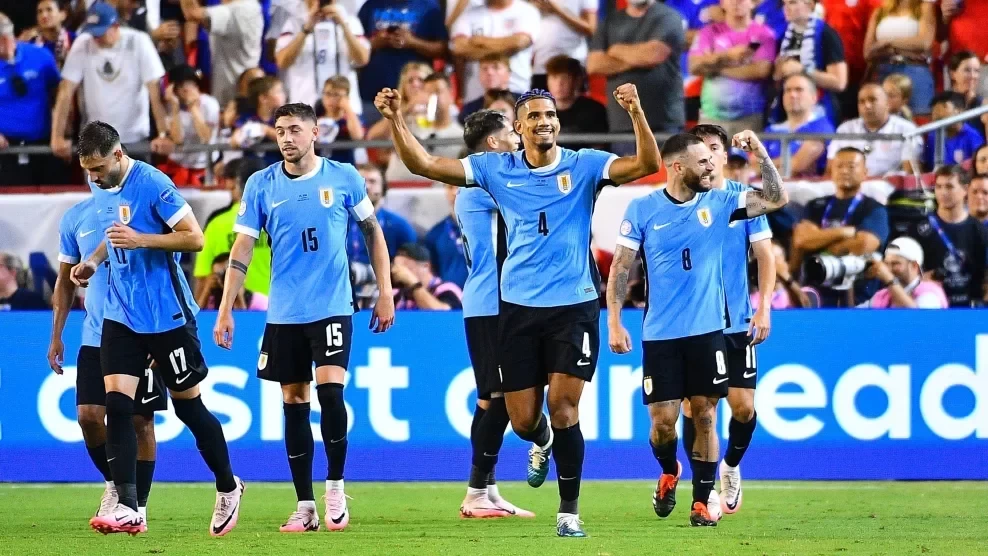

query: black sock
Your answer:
[724,412,757,468]
[470,404,486,443]
[317,383,348,481]
[136,460,155,507]
[284,402,315,501]
[682,417,696,460]
[471,397,509,487]
[515,413,550,447]
[690,458,717,505]
[173,396,237,493]
[650,439,680,476]
[86,443,113,482]
[468,404,488,489]
[488,468,497,486]
[551,423,584,515]
[105,392,138,510]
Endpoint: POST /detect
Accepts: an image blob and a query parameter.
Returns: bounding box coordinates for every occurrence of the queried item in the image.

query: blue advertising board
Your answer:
[0,310,985,482]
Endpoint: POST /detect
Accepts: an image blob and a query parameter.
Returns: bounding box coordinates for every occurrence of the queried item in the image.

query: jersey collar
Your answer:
[282,159,323,181]
[520,147,562,175]
[101,157,137,194]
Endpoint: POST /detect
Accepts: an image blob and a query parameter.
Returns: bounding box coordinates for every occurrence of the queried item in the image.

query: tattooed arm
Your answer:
[358,213,396,333]
[606,245,637,354]
[732,130,790,217]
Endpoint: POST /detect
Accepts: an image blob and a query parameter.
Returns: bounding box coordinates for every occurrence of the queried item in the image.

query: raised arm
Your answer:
[606,84,661,185]
[357,213,396,332]
[606,244,636,354]
[374,88,468,185]
[733,130,789,216]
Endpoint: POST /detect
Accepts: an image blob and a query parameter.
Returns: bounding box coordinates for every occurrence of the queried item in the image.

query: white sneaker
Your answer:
[707,490,722,522]
[90,503,146,535]
[324,481,350,531]
[96,482,118,517]
[487,485,535,518]
[280,503,319,532]
[719,461,742,514]
[210,477,245,537]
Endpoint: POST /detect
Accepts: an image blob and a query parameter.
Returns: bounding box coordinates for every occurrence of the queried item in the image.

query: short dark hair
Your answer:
[224,157,266,189]
[77,121,120,158]
[835,146,867,161]
[545,55,584,79]
[212,252,231,266]
[273,102,316,124]
[463,110,509,152]
[934,164,970,185]
[660,133,703,161]
[948,49,979,72]
[424,71,450,86]
[483,88,516,108]
[397,242,430,262]
[356,163,387,195]
[514,88,555,110]
[168,64,202,89]
[689,124,729,151]
[971,172,988,182]
[248,75,281,110]
[931,91,966,110]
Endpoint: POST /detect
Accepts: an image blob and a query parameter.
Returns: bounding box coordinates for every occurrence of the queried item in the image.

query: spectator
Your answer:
[547,55,607,148]
[391,242,463,310]
[754,0,788,39]
[968,173,988,225]
[366,60,430,138]
[725,146,752,184]
[480,88,516,121]
[231,75,286,166]
[858,236,947,308]
[882,72,912,121]
[942,0,988,99]
[863,0,935,117]
[826,83,920,177]
[112,0,183,71]
[315,75,364,165]
[764,72,833,177]
[346,163,417,264]
[911,165,988,307]
[180,0,264,106]
[820,0,881,119]
[773,0,846,126]
[587,0,685,143]
[19,0,74,69]
[921,92,983,172]
[214,67,266,174]
[275,0,369,110]
[946,50,988,139]
[196,252,269,310]
[357,0,447,119]
[975,145,988,175]
[450,0,540,105]
[424,184,468,288]
[160,64,220,187]
[688,0,776,136]
[751,241,812,309]
[458,54,519,123]
[530,0,597,90]
[50,2,173,160]
[665,0,725,127]
[0,252,47,310]
[196,157,271,297]
[793,146,889,306]
[0,14,66,186]
[384,72,463,181]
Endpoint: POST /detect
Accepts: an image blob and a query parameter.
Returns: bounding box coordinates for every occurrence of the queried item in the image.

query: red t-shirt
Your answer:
[948,2,988,60]
[821,0,883,79]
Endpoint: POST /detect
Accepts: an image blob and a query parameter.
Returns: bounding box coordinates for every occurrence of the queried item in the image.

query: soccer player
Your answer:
[455,109,533,519]
[605,131,787,526]
[213,103,395,533]
[48,192,168,522]
[684,124,776,515]
[377,83,661,537]
[69,121,244,536]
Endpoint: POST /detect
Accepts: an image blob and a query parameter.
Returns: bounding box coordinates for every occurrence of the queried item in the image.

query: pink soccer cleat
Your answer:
[280,506,319,533]
[90,504,147,535]
[324,487,351,531]
[459,492,512,519]
[487,486,535,518]
[210,477,245,537]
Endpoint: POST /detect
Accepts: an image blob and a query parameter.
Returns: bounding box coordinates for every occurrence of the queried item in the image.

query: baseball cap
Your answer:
[886,236,924,267]
[168,65,203,88]
[397,243,430,263]
[82,2,119,38]
[727,147,748,163]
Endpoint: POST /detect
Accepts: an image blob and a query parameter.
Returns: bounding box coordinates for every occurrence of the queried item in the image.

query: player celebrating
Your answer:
[49,192,168,522]
[455,109,532,519]
[70,122,244,536]
[213,102,395,533]
[377,83,660,537]
[686,124,776,515]
[605,132,787,526]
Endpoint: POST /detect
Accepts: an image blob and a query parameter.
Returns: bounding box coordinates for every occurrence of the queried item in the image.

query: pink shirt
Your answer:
[867,280,948,309]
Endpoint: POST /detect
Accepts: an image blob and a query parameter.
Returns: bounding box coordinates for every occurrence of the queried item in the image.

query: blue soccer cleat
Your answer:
[527,442,552,487]
[556,514,587,537]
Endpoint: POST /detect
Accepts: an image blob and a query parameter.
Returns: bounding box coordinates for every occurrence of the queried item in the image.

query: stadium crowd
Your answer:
[0,0,986,310]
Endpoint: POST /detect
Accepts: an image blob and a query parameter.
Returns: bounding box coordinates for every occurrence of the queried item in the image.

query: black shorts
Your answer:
[258,316,353,383]
[642,330,729,404]
[498,300,600,393]
[725,332,758,389]
[101,318,208,392]
[77,346,168,414]
[464,315,501,400]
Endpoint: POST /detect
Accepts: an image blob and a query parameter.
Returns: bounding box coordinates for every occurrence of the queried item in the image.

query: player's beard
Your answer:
[281,141,310,164]
[528,126,556,152]
[97,162,124,189]
[683,168,713,193]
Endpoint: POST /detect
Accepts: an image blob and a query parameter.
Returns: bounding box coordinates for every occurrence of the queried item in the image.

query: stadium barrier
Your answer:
[1,310,985,482]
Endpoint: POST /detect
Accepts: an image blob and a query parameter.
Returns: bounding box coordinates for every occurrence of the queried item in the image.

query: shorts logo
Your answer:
[118,204,132,225]
[319,187,334,208]
[697,208,712,227]
[620,219,632,236]
[257,352,268,370]
[557,173,573,194]
[643,377,653,396]
[238,200,247,216]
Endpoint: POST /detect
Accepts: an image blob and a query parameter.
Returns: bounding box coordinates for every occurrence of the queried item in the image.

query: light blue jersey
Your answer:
[617,187,747,341]
[454,187,502,318]
[57,196,107,347]
[722,180,772,334]
[460,148,617,308]
[235,158,373,324]
[91,161,199,334]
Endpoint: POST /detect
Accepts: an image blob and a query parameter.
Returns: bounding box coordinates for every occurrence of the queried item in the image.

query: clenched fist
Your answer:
[613,83,642,113]
[375,88,404,121]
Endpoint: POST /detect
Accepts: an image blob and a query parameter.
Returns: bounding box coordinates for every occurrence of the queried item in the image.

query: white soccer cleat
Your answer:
[719,461,742,514]
[324,486,351,531]
[90,503,146,535]
[460,492,512,519]
[96,482,118,517]
[210,477,245,537]
[280,505,320,532]
[487,486,535,518]
[707,490,722,522]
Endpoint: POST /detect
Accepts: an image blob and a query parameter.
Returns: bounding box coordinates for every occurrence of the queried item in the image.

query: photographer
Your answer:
[858,237,948,309]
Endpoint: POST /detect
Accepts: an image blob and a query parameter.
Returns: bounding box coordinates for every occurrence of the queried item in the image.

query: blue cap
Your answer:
[82,2,119,38]
[727,147,748,162]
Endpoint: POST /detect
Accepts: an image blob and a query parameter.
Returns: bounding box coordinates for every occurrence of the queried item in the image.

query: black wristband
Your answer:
[228,259,248,275]
[406,282,423,294]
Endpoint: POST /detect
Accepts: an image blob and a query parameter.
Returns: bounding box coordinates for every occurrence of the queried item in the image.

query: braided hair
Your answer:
[514,88,556,110]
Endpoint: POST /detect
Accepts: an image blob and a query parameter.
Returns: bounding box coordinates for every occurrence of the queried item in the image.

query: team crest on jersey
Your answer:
[257,352,268,370]
[319,188,334,207]
[697,208,712,227]
[557,173,573,194]
[118,203,132,225]
[620,219,632,236]
[643,377,653,396]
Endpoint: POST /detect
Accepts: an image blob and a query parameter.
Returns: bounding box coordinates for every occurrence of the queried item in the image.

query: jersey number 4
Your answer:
[538,211,549,236]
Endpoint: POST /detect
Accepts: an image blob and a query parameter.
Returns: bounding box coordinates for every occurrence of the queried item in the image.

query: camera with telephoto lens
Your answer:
[802,253,880,291]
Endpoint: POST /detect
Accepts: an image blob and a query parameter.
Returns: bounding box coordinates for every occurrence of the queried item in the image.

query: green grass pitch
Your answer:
[0,481,985,555]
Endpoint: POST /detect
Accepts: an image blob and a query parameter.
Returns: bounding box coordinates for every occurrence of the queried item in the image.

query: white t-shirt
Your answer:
[532,0,596,74]
[207,0,264,106]
[61,28,165,144]
[827,115,923,177]
[168,94,221,170]
[451,0,541,103]
[386,121,464,181]
[276,13,367,113]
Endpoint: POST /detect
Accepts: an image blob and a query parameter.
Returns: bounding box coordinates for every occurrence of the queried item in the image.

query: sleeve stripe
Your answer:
[748,230,773,242]
[350,197,374,221]
[233,223,260,239]
[460,158,475,185]
[615,236,640,251]
[57,254,80,264]
[737,190,748,210]
[601,154,619,180]
[165,203,193,229]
